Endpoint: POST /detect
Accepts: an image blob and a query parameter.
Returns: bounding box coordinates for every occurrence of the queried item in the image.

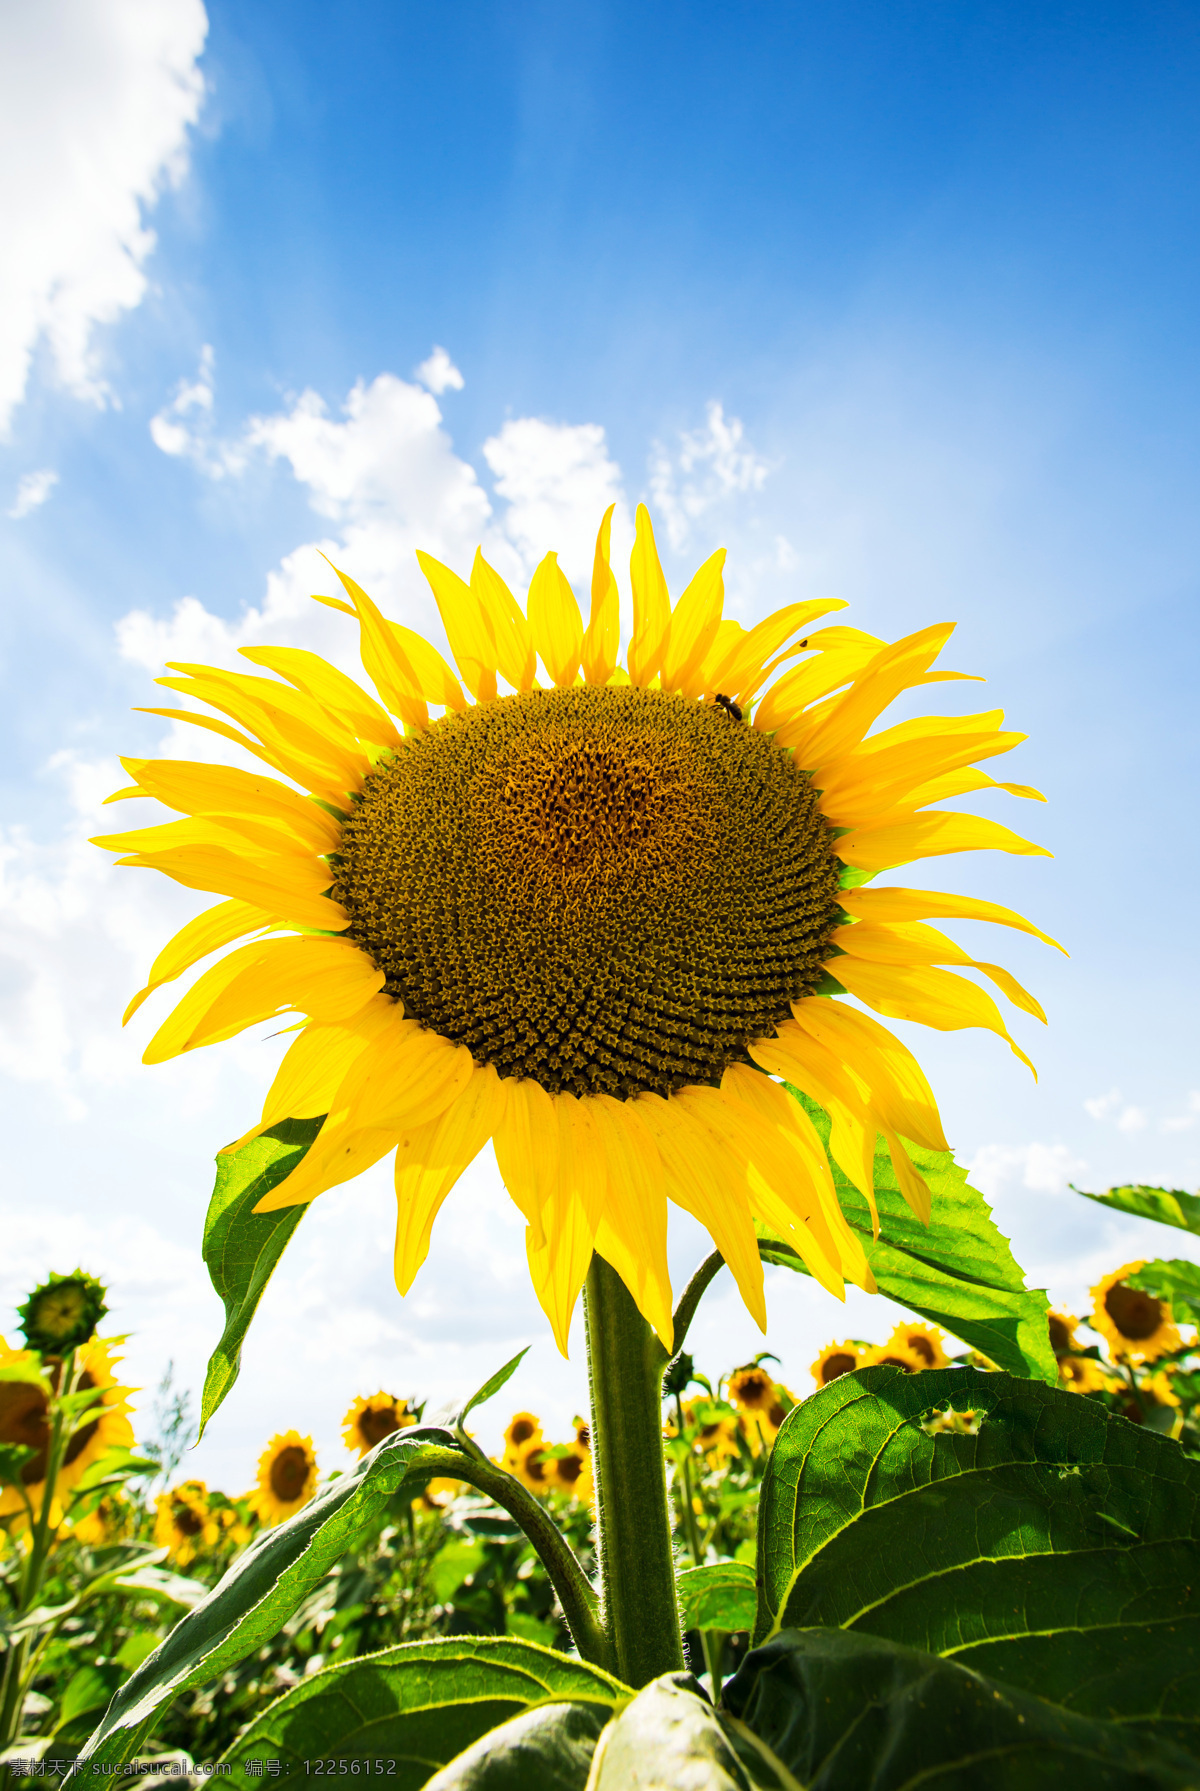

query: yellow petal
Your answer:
[882,1126,932,1225]
[415,550,499,703]
[586,1093,674,1349]
[123,898,273,1025]
[143,937,385,1063]
[252,1120,399,1212]
[639,1093,766,1330]
[117,758,343,852]
[163,664,370,790]
[748,1028,880,1231]
[259,1002,393,1128]
[492,1077,560,1246]
[836,811,1051,872]
[393,1065,507,1293]
[324,565,431,731]
[816,729,1026,824]
[789,625,958,769]
[832,957,1036,1076]
[660,550,725,696]
[789,1001,949,1153]
[472,551,537,690]
[134,707,296,780]
[527,552,584,688]
[115,844,348,934]
[582,505,620,687]
[380,621,466,711]
[627,504,671,688]
[839,884,1065,955]
[238,646,405,749]
[833,920,1047,1023]
[755,637,884,739]
[330,1019,476,1133]
[709,601,848,706]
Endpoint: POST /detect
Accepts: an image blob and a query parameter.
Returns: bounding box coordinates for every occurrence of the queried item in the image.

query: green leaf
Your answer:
[59,1664,123,1727]
[218,1635,627,1788]
[589,1674,756,1789]
[455,1348,530,1432]
[198,1116,322,1439]
[722,1628,1200,1789]
[0,1443,35,1486]
[427,1536,487,1603]
[1075,1182,1200,1236]
[76,1426,468,1771]
[755,1366,1200,1755]
[1130,1258,1200,1324]
[424,1702,610,1789]
[765,1093,1055,1383]
[676,1563,757,1634]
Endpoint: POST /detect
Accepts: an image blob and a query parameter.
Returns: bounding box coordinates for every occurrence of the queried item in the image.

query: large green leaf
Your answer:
[676,1563,757,1634]
[764,1093,1055,1383]
[75,1426,465,1772]
[198,1116,322,1437]
[755,1365,1200,1753]
[1075,1182,1200,1237]
[589,1674,758,1789]
[722,1629,1200,1789]
[1131,1258,1200,1325]
[425,1702,612,1789]
[220,1635,627,1788]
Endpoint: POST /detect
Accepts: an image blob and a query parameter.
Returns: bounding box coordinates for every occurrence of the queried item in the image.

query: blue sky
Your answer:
[1,0,1198,1489]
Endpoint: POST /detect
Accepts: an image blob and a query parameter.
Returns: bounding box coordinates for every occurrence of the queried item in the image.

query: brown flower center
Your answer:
[334,686,841,1099]
[359,1404,402,1447]
[818,1351,858,1385]
[1105,1282,1165,1342]
[269,1445,311,1503]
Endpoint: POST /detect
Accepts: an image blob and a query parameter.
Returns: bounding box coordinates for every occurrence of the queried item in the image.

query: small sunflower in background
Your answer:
[72,1490,134,1547]
[412,1475,464,1513]
[18,1270,108,1357]
[1090,1263,1181,1364]
[865,1338,928,1374]
[886,1321,950,1370]
[727,1363,776,1414]
[0,1335,135,1523]
[251,1430,319,1526]
[681,1398,741,1465]
[549,1445,593,1504]
[502,1412,542,1466]
[810,1341,863,1388]
[96,504,1058,1358]
[1057,1355,1111,1395]
[511,1436,553,1495]
[341,1391,416,1458]
[1047,1309,1080,1358]
[572,1415,590,1451]
[154,1479,219,1565]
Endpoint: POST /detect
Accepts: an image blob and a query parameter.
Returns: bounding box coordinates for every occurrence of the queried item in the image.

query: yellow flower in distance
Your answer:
[865,1340,928,1374]
[550,1445,594,1503]
[0,1337,135,1522]
[1047,1310,1080,1357]
[1057,1355,1110,1395]
[251,1430,319,1526]
[154,1479,219,1565]
[503,1411,543,1459]
[886,1321,951,1370]
[681,1398,742,1465]
[811,1341,862,1388]
[342,1391,416,1458]
[1090,1263,1181,1364]
[94,505,1058,1355]
[727,1364,775,1413]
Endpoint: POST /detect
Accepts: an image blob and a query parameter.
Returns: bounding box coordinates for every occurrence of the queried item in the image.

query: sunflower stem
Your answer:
[584,1253,684,1687]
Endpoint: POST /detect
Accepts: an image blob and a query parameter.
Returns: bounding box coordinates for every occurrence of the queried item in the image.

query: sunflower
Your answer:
[72,1491,134,1547]
[18,1270,108,1356]
[1057,1354,1110,1395]
[1089,1263,1181,1364]
[886,1321,950,1370]
[512,1436,553,1494]
[94,505,1056,1354]
[549,1445,594,1503]
[865,1340,928,1374]
[681,1398,741,1465]
[1047,1310,1080,1357]
[251,1430,319,1526]
[154,1479,220,1565]
[0,1337,135,1522]
[811,1341,862,1387]
[503,1412,543,1460]
[341,1391,416,1458]
[573,1415,591,1451]
[727,1364,776,1413]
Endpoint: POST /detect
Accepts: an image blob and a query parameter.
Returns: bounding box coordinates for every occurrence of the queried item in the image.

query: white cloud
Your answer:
[6,468,58,519]
[1162,1092,1200,1134]
[482,416,631,587]
[650,400,771,550]
[414,345,464,395]
[0,0,207,433]
[147,343,235,473]
[967,1141,1087,1202]
[1084,1086,1147,1132]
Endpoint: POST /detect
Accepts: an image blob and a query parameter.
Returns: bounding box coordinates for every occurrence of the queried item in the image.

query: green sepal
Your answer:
[198,1115,323,1439]
[754,1365,1200,1756]
[765,1093,1056,1383]
[17,1268,108,1355]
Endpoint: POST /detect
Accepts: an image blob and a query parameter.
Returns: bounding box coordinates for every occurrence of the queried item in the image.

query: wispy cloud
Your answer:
[1084,1087,1148,1133]
[6,468,58,519]
[650,400,771,549]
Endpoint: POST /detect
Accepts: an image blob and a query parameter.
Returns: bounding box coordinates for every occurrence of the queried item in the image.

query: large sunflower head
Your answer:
[0,1336,134,1523]
[154,1479,219,1565]
[251,1430,319,1526]
[1089,1263,1181,1364]
[18,1270,108,1357]
[94,505,1056,1355]
[341,1391,416,1458]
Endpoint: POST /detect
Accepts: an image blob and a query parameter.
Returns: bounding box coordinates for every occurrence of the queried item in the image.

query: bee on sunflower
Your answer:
[250,1431,319,1526]
[342,1391,416,1457]
[93,503,1058,1358]
[154,1479,220,1565]
[1090,1263,1181,1364]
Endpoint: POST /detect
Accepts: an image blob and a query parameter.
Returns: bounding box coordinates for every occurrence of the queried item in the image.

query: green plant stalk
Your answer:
[674,1393,722,1695]
[584,1254,684,1687]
